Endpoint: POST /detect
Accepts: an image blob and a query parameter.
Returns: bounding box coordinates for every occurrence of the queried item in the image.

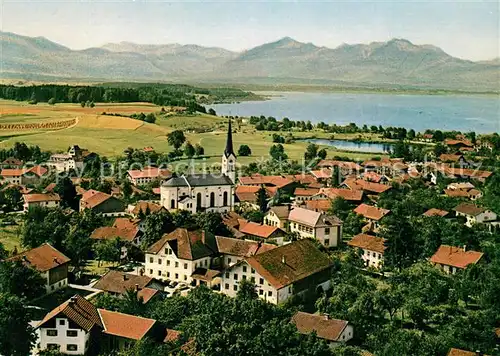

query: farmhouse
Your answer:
[291,312,353,345]
[0,165,48,185]
[234,185,276,210]
[423,208,449,218]
[288,207,343,248]
[312,187,364,203]
[220,239,333,304]
[430,245,483,274]
[354,204,390,227]
[347,233,386,269]
[93,271,163,298]
[305,199,331,212]
[341,178,391,195]
[23,193,61,212]
[130,201,166,217]
[294,187,320,203]
[264,205,290,229]
[127,166,171,186]
[454,203,497,227]
[80,190,126,216]
[215,235,277,268]
[7,243,70,294]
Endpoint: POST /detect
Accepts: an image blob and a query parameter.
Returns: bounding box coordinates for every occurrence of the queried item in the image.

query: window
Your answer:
[158,271,161,276]
[47,344,59,350]
[227,257,232,264]
[225,272,230,278]
[166,272,170,277]
[259,278,264,285]
[158,259,162,265]
[149,269,153,274]
[372,252,376,257]
[170,199,175,209]
[325,228,330,235]
[378,254,382,259]
[175,273,179,279]
[164,248,168,254]
[243,266,247,272]
[66,330,77,337]
[149,257,153,263]
[47,330,58,337]
[288,286,292,293]
[234,273,238,280]
[210,192,215,207]
[251,268,255,274]
[184,275,187,281]
[223,191,228,206]
[225,283,229,290]
[67,345,78,351]
[184,263,188,269]
[167,260,170,266]
[175,262,179,268]
[324,239,329,246]
[250,277,255,282]
[242,275,247,280]
[268,291,272,297]
[196,193,202,209]
[233,285,238,291]
[59,319,65,326]
[259,289,264,295]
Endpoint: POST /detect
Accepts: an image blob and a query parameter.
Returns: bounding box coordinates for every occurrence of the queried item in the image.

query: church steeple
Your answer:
[222,118,236,183]
[224,118,235,158]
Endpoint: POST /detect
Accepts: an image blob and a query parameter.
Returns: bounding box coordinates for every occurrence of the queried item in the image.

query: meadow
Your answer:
[0,100,382,162]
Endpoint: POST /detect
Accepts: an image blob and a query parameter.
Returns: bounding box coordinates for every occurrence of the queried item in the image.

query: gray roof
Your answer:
[162,174,233,188]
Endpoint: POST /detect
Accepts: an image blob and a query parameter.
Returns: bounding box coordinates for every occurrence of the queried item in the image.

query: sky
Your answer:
[1,0,499,61]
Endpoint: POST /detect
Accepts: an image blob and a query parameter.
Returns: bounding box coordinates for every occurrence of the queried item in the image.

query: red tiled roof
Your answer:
[291,312,349,341]
[93,270,154,295]
[81,190,112,209]
[285,174,317,185]
[147,228,214,260]
[454,203,486,216]
[305,199,331,212]
[164,328,181,343]
[152,187,161,195]
[440,154,464,162]
[289,207,342,227]
[8,243,70,272]
[137,287,159,304]
[348,233,387,254]
[447,349,489,356]
[98,308,156,341]
[127,167,171,180]
[1,183,32,194]
[245,239,332,289]
[113,217,140,231]
[343,178,391,194]
[316,188,363,201]
[310,169,332,179]
[44,182,57,193]
[354,204,390,221]
[38,295,103,331]
[132,201,164,215]
[294,187,320,196]
[235,185,276,203]
[362,171,384,183]
[317,160,361,170]
[444,139,473,147]
[90,226,138,242]
[23,193,61,203]
[268,205,290,219]
[239,221,281,239]
[423,208,449,217]
[430,245,483,269]
[444,189,470,198]
[1,165,47,177]
[238,174,293,188]
[215,236,277,257]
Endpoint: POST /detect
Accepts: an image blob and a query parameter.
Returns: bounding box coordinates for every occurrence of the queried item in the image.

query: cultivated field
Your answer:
[0,100,383,162]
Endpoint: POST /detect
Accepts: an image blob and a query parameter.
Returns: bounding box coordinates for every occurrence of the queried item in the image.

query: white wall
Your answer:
[39,317,89,355]
[361,249,384,269]
[161,185,233,213]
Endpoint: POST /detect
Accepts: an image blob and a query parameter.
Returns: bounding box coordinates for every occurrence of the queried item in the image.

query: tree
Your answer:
[184,142,195,158]
[208,108,216,116]
[0,293,37,356]
[0,261,45,300]
[0,186,22,212]
[343,212,364,236]
[433,143,447,157]
[144,113,156,123]
[238,144,252,156]
[122,179,133,198]
[317,148,327,159]
[195,212,231,236]
[381,212,420,271]
[237,279,258,300]
[22,207,69,250]
[330,197,352,221]
[54,176,78,209]
[407,129,416,140]
[433,130,444,142]
[330,165,342,187]
[142,211,173,248]
[48,97,56,105]
[194,144,205,156]
[167,130,186,151]
[269,144,287,161]
[304,143,318,161]
[94,238,123,265]
[256,186,268,212]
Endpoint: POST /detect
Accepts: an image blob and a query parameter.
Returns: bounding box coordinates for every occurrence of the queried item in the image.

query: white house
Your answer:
[287,207,343,248]
[7,243,71,294]
[291,311,353,345]
[127,167,171,186]
[37,295,99,355]
[23,193,61,212]
[347,233,387,269]
[145,228,216,285]
[264,205,290,229]
[430,245,484,275]
[454,203,497,227]
[46,154,84,173]
[220,239,332,304]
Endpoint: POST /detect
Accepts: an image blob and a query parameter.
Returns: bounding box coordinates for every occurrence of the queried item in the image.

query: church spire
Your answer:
[224,118,235,157]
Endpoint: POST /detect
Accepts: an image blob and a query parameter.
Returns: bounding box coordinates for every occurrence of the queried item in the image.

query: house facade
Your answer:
[430,245,484,274]
[127,167,171,186]
[291,312,354,345]
[347,233,387,269]
[80,190,126,216]
[454,203,497,227]
[0,165,48,185]
[288,207,343,248]
[23,193,61,212]
[264,206,289,229]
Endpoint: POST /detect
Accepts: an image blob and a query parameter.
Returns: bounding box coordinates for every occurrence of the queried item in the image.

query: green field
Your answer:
[0,224,23,253]
[0,99,386,161]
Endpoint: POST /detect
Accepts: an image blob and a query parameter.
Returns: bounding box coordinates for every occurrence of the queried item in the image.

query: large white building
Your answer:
[287,207,343,248]
[220,239,333,304]
[160,120,236,213]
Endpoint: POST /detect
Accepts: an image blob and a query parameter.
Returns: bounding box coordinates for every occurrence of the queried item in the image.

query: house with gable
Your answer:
[7,243,71,294]
[23,193,61,212]
[264,205,290,229]
[430,245,484,274]
[80,189,126,216]
[288,207,343,248]
[291,311,353,345]
[220,239,333,304]
[1,165,48,185]
[454,203,497,227]
[347,233,387,269]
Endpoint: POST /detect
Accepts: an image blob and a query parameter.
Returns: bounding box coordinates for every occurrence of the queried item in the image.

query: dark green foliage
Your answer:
[269,144,287,161]
[184,142,195,158]
[0,261,45,300]
[238,144,251,156]
[167,130,186,150]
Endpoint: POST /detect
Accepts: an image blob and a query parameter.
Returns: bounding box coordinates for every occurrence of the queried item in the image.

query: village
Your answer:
[0,117,498,356]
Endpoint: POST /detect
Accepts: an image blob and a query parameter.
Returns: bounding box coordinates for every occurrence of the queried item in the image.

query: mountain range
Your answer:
[1,31,499,91]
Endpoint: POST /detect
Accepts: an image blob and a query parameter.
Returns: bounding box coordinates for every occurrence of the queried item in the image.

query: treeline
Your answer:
[0,84,206,112]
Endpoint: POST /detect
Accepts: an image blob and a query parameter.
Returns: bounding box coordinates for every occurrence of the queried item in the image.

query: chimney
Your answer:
[135,283,139,292]
[123,274,128,281]
[69,296,77,305]
[281,255,286,265]
[463,245,467,252]
[323,313,330,320]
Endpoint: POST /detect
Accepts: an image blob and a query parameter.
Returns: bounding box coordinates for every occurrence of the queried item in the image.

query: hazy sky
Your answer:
[1,0,499,61]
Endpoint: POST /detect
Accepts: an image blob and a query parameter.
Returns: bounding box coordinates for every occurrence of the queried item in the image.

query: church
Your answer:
[160,120,236,213]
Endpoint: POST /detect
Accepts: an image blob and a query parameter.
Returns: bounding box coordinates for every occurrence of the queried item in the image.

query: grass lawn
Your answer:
[84,260,117,277]
[0,223,23,253]
[0,99,388,161]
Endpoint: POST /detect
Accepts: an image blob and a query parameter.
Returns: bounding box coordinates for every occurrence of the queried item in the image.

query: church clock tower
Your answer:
[221,119,236,183]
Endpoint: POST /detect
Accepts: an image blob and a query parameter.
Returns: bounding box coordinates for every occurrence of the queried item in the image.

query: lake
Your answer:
[301,138,394,154]
[209,92,500,133]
